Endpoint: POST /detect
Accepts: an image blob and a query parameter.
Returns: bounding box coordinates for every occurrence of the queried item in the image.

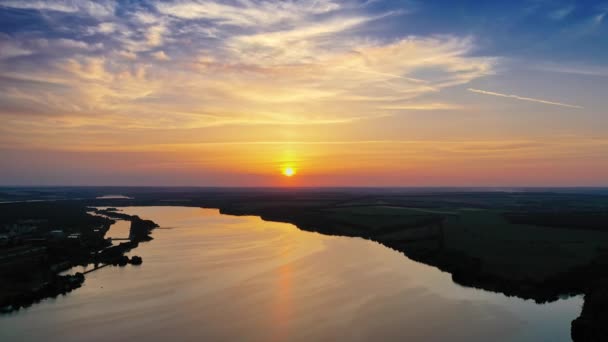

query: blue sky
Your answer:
[0,0,607,186]
[3,1,607,60]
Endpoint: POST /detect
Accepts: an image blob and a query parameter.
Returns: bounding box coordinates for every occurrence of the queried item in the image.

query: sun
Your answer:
[282,167,296,177]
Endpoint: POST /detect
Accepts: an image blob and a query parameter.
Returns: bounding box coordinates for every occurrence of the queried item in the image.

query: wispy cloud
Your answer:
[467,88,583,109]
[548,6,575,20]
[593,11,607,25]
[535,63,608,77]
[151,51,170,61]
[0,0,116,17]
[0,0,496,133]
[156,0,341,26]
[380,103,462,111]
[1,0,607,185]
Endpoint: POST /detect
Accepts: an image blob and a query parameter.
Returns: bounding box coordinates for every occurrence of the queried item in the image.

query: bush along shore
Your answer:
[0,203,158,313]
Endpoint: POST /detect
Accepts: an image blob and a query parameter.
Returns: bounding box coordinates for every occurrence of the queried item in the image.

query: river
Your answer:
[0,206,581,341]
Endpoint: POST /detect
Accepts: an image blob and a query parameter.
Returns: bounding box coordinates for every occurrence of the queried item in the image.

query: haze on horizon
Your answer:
[1,0,607,187]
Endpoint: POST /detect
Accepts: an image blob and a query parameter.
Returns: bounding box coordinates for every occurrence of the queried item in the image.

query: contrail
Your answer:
[468,88,583,109]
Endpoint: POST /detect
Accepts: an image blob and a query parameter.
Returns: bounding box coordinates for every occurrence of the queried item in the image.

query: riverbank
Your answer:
[0,206,583,342]
[0,202,157,313]
[3,188,608,340]
[91,189,608,341]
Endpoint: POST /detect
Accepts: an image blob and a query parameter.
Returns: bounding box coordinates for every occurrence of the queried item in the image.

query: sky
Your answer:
[1,0,607,186]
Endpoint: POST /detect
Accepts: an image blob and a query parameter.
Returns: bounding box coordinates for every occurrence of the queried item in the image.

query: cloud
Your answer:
[2,0,608,186]
[155,0,341,26]
[380,103,462,111]
[535,63,608,77]
[117,50,137,60]
[594,11,607,25]
[96,22,118,34]
[549,6,575,20]
[0,35,32,59]
[146,25,166,47]
[152,51,170,61]
[0,0,496,135]
[467,88,582,109]
[0,0,116,17]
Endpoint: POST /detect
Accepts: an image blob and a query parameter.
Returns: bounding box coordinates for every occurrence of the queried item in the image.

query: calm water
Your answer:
[95,195,133,199]
[0,207,581,341]
[105,219,131,241]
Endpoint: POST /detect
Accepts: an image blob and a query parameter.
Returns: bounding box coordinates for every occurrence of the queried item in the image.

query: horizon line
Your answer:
[1,185,608,189]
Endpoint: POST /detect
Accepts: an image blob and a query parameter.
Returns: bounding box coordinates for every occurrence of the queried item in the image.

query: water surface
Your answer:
[96,195,133,199]
[0,207,581,341]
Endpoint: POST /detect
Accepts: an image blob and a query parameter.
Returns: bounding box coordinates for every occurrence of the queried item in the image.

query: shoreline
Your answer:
[3,189,608,340]
[0,205,157,313]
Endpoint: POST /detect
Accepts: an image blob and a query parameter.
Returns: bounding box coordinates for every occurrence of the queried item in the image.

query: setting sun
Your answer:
[283,167,296,177]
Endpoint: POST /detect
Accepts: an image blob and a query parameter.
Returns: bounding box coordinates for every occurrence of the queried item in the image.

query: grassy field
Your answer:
[316,203,608,281]
[321,206,440,231]
[442,210,608,280]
